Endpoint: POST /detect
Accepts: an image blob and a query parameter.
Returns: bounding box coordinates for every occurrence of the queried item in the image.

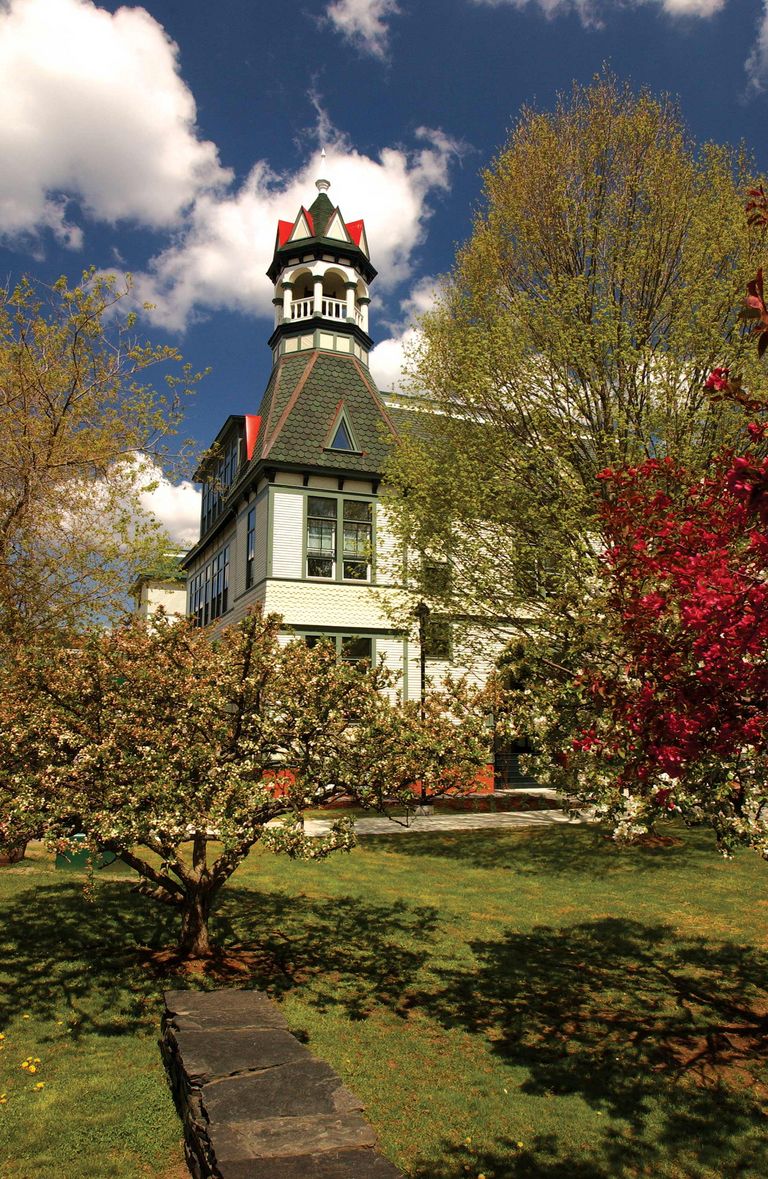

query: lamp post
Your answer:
[414,600,431,811]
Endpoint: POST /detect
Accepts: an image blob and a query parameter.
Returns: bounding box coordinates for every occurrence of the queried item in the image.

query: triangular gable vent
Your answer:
[324,209,350,242]
[289,209,314,242]
[326,404,358,452]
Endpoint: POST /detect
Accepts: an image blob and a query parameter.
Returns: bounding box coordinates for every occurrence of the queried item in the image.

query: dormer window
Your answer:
[331,420,353,450]
[325,406,358,453]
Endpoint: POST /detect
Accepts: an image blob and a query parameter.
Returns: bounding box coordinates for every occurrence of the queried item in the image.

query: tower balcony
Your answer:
[289,296,364,327]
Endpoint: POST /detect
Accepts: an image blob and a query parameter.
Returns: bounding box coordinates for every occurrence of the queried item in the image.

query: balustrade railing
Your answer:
[289,297,363,326]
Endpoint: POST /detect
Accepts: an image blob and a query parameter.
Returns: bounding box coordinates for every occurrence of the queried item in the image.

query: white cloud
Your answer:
[472,0,725,29]
[0,0,229,244]
[133,128,459,331]
[747,0,768,90]
[325,0,400,59]
[0,1,459,333]
[138,461,201,547]
[370,275,441,392]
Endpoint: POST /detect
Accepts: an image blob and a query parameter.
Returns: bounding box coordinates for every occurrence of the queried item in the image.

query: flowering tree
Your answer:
[0,608,490,958]
[0,272,197,648]
[506,433,768,850]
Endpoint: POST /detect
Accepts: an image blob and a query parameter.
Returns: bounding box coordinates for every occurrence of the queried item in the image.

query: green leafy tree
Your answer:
[384,75,766,634]
[0,271,196,646]
[0,608,490,958]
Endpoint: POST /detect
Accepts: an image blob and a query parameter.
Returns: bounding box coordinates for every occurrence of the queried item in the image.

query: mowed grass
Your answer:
[2,825,768,1178]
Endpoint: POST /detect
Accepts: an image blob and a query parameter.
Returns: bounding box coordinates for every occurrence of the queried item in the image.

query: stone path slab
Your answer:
[162,989,402,1179]
[303,807,589,837]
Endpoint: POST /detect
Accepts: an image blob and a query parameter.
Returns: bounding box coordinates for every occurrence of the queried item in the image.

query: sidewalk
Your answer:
[303,807,587,837]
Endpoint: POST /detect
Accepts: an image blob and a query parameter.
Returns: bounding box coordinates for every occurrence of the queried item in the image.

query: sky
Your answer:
[3,0,768,543]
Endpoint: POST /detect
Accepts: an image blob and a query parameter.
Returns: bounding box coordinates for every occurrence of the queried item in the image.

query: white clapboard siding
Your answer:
[254,493,269,585]
[375,502,401,585]
[377,637,405,702]
[271,491,303,579]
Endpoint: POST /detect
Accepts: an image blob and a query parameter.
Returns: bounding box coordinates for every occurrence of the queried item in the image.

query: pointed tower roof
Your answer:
[307,189,335,238]
[267,177,376,284]
[250,351,399,476]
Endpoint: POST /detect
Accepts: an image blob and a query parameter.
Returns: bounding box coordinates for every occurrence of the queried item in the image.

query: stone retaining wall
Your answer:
[162,988,403,1178]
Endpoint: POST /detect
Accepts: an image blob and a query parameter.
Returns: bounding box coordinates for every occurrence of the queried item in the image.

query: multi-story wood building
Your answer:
[182,174,496,705]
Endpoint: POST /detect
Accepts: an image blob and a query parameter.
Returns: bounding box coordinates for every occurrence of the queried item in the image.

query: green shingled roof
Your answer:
[308,191,335,238]
[256,351,398,474]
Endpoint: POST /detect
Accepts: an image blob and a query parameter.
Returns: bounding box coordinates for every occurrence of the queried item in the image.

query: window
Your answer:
[245,507,256,589]
[424,618,452,660]
[341,635,372,664]
[422,559,451,596]
[306,496,373,581]
[307,496,337,578]
[304,633,373,665]
[200,436,241,534]
[342,500,372,580]
[189,544,230,626]
[330,419,354,450]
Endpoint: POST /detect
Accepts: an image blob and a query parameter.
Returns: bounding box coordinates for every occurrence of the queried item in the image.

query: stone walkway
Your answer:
[303,807,587,837]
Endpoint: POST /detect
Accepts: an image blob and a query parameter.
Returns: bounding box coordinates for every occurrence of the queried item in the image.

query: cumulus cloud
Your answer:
[0,0,229,244]
[133,127,459,331]
[325,0,400,59]
[137,459,201,547]
[472,0,725,30]
[370,275,442,392]
[0,1,459,334]
[746,0,768,90]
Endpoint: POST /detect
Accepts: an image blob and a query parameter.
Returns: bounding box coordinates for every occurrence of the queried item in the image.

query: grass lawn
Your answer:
[2,824,768,1178]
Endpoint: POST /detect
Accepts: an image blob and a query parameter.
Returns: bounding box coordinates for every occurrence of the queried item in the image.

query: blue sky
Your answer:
[2,0,768,539]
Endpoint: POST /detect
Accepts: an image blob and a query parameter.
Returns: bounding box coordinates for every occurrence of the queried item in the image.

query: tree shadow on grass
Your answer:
[362,824,695,877]
[0,878,440,1035]
[411,1121,765,1178]
[405,917,768,1177]
[214,885,440,1018]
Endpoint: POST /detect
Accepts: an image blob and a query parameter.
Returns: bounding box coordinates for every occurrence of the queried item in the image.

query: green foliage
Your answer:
[0,607,490,957]
[384,74,766,629]
[0,270,198,645]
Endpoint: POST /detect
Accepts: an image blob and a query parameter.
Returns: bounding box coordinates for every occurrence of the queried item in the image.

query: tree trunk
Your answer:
[178,888,214,958]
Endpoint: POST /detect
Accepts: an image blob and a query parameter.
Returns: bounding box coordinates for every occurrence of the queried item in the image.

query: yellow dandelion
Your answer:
[0,1032,5,1040]
[21,1014,29,1020]
[0,1094,6,1104]
[20,1061,29,1070]
[516,1141,524,1149]
[33,1058,40,1064]
[28,1065,36,1074]
[33,1082,44,1091]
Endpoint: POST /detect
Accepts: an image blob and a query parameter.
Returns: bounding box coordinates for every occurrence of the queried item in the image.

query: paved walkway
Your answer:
[303,808,587,837]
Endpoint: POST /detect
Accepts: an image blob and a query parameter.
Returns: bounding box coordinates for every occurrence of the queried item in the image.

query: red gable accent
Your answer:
[346,219,364,246]
[244,414,262,461]
[277,220,293,247]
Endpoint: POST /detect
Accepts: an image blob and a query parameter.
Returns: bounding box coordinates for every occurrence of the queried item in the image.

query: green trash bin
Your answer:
[55,834,116,870]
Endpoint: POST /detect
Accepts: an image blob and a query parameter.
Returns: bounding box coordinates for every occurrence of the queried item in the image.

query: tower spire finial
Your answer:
[316,147,330,193]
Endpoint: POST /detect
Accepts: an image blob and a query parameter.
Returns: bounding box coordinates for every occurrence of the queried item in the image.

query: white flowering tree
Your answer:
[0,608,490,958]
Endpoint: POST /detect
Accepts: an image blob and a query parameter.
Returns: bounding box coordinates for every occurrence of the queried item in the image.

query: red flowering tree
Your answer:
[518,432,768,850]
[0,608,490,958]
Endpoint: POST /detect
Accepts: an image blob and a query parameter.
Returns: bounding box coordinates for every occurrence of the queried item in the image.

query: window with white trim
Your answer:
[245,507,256,589]
[189,544,230,626]
[304,633,373,665]
[306,496,372,582]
